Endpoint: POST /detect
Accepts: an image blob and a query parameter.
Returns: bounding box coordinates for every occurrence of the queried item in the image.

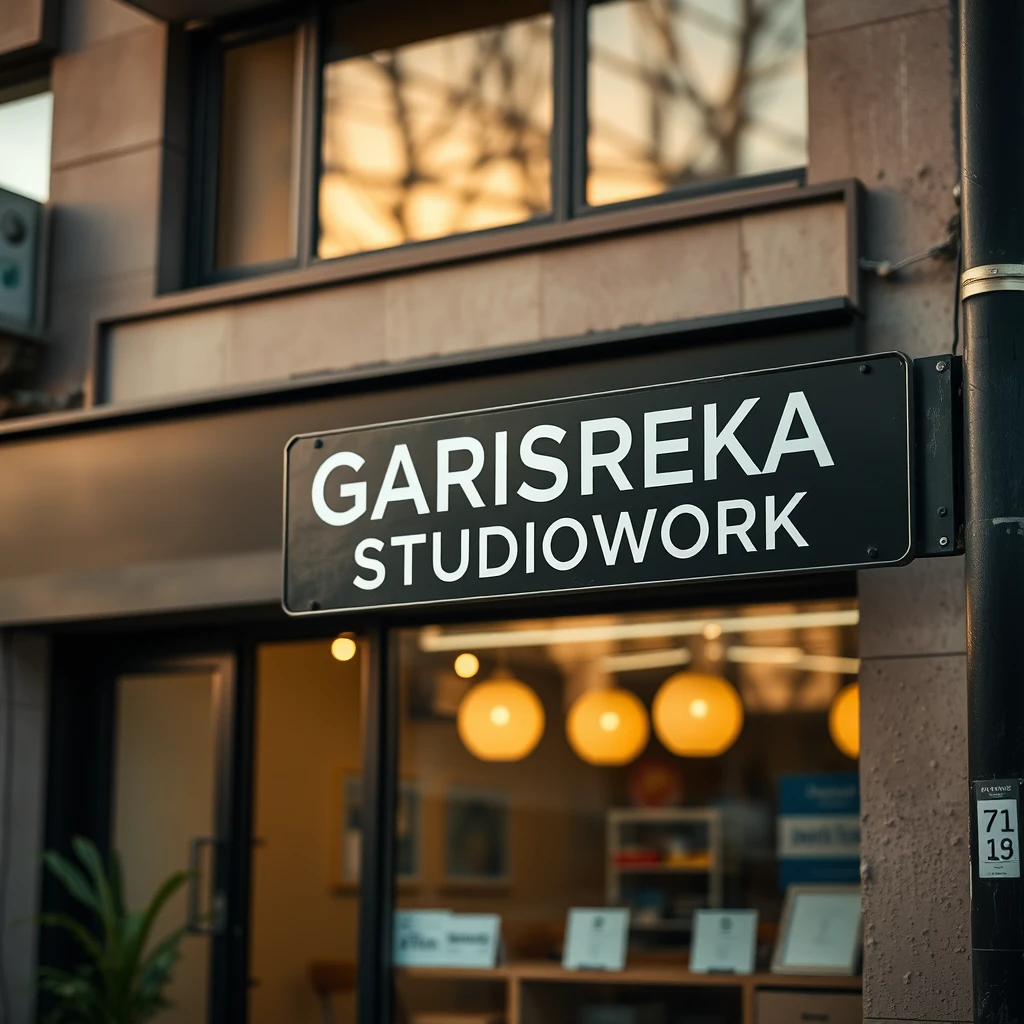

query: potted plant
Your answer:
[36,836,191,1023]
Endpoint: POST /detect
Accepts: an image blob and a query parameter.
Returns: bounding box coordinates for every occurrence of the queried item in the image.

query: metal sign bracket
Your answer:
[913,354,964,557]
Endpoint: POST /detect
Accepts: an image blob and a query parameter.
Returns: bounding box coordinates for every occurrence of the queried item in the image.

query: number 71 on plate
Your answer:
[975,779,1021,880]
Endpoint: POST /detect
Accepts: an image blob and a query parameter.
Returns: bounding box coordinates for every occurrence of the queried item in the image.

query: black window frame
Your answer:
[184,0,808,288]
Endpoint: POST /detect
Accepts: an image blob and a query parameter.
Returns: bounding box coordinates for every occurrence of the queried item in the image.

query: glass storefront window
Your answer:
[393,598,858,1020]
[587,0,808,207]
[248,638,365,1024]
[318,0,553,259]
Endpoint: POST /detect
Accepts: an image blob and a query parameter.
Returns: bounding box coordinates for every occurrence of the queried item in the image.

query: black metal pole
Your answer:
[961,3,1024,1020]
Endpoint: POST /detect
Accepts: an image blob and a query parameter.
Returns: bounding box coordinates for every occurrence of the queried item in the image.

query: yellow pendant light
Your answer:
[567,689,650,766]
[829,682,860,759]
[331,635,358,662]
[453,652,480,679]
[457,671,545,762]
[652,672,743,757]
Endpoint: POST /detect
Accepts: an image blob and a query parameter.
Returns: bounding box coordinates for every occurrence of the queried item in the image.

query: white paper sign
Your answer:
[393,911,502,969]
[444,913,501,968]
[777,891,861,972]
[690,910,758,974]
[563,908,630,971]
[976,780,1021,879]
[393,911,453,967]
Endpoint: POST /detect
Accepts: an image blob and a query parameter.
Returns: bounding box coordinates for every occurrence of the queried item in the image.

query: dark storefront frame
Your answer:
[30,300,862,1024]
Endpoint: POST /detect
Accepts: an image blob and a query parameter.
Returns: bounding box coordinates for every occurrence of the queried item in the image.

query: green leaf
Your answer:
[107,847,126,918]
[71,837,120,947]
[36,913,103,963]
[41,851,100,914]
[121,870,190,983]
[35,845,189,1024]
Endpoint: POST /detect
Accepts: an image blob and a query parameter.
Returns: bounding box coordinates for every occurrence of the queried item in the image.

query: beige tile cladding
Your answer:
[107,307,232,403]
[104,197,851,403]
[49,145,165,288]
[50,23,168,168]
[60,0,158,53]
[0,0,44,54]
[227,281,389,388]
[384,252,541,363]
[739,202,848,310]
[539,218,740,337]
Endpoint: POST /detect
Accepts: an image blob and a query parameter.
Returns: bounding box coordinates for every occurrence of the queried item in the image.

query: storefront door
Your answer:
[109,654,238,1024]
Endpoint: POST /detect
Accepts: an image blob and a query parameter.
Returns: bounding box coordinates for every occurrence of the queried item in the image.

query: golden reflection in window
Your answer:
[318,8,553,259]
[587,0,808,207]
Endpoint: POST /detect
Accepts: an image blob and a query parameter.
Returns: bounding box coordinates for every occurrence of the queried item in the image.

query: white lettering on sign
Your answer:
[977,793,1020,879]
[762,391,834,474]
[311,452,366,526]
[581,417,633,495]
[436,437,485,512]
[288,353,915,615]
[592,509,658,565]
[312,392,834,526]
[371,444,429,520]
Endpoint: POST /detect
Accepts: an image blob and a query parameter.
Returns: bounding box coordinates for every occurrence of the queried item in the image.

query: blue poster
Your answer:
[777,773,860,888]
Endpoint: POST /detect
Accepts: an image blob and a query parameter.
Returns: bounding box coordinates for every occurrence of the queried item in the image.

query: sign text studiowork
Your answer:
[284,354,912,615]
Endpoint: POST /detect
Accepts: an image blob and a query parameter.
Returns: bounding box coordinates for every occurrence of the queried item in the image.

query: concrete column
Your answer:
[45,0,182,400]
[805,2,971,1022]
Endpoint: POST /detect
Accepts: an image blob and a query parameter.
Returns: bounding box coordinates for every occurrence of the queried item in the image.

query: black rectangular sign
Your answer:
[284,352,912,615]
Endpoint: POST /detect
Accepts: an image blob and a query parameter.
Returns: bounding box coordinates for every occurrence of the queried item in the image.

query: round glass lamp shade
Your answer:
[457,674,545,762]
[567,689,650,765]
[331,635,357,662]
[652,672,744,757]
[829,682,860,759]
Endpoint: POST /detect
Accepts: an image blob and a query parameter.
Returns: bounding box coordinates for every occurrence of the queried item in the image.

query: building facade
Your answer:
[0,1,967,1023]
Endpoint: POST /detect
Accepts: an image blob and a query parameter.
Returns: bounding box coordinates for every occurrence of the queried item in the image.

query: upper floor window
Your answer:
[0,81,53,203]
[319,1,554,259]
[587,0,808,206]
[192,0,806,284]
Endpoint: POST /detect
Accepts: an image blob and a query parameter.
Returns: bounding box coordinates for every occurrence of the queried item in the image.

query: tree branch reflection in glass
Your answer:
[319,3,553,259]
[587,0,808,206]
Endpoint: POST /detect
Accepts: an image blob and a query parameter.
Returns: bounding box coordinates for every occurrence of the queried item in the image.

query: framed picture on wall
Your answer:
[331,769,422,890]
[443,786,510,887]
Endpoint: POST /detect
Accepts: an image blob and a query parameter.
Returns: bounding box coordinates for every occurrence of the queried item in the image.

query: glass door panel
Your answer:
[112,663,230,1024]
[248,638,364,1024]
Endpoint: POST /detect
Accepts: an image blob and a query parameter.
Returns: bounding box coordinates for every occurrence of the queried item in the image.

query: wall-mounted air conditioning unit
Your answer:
[0,185,45,337]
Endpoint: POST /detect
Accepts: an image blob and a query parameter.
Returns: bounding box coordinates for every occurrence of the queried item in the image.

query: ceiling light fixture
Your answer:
[652,672,744,757]
[330,635,358,662]
[419,610,859,653]
[601,648,692,673]
[567,689,650,765]
[457,672,545,762]
[453,652,480,678]
[829,682,860,758]
[726,646,860,674]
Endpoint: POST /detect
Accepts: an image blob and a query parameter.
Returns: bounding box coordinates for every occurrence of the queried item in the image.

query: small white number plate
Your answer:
[976,780,1021,880]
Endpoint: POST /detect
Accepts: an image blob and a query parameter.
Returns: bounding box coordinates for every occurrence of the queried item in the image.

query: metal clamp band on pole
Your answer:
[961,263,1024,299]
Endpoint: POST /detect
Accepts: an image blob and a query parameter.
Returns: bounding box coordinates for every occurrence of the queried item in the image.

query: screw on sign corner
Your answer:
[314,439,324,449]
[859,364,871,375]
[867,546,879,559]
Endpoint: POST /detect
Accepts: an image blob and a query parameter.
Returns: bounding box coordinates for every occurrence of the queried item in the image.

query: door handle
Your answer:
[186,835,225,935]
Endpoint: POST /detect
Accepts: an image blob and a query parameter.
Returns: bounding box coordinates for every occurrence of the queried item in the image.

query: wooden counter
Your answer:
[396,961,862,1024]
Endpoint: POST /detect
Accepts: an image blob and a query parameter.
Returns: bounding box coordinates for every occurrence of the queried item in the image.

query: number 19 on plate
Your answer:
[975,779,1021,880]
